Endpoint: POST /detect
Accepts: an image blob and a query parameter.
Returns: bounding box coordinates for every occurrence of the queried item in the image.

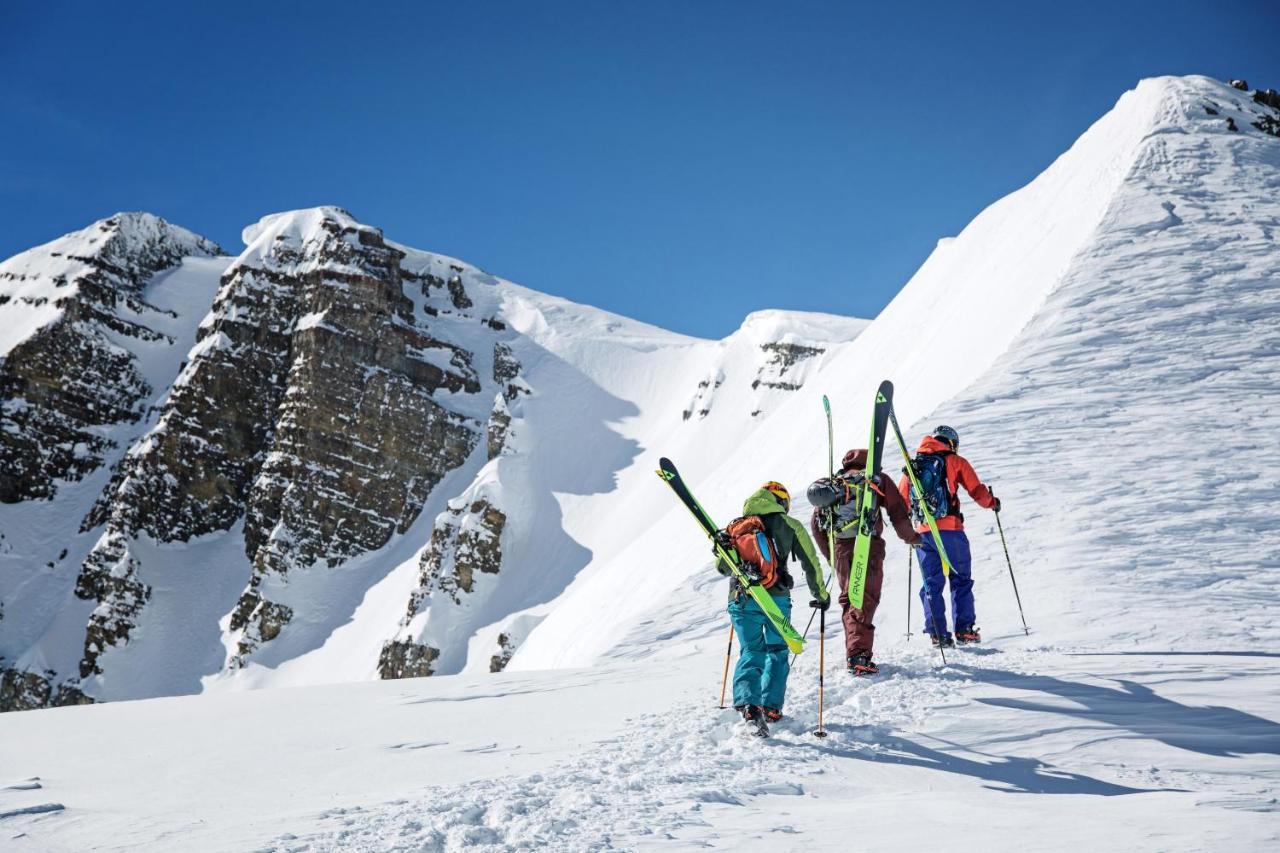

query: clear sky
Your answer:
[3,1,1276,337]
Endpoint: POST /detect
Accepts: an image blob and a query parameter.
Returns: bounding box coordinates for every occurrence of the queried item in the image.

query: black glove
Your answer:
[810,597,830,612]
[989,490,1001,513]
[712,530,732,552]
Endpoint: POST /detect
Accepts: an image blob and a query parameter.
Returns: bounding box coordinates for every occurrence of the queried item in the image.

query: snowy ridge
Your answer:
[0,212,220,356]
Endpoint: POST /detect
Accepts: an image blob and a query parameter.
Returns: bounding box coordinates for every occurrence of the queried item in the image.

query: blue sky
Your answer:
[3,1,1276,337]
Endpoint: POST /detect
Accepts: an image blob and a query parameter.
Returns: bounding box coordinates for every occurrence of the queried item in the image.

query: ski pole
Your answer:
[814,606,828,738]
[906,548,912,641]
[995,509,1030,636]
[792,574,833,665]
[718,625,735,708]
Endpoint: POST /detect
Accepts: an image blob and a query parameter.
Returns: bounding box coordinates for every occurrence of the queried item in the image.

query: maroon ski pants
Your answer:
[833,534,885,658]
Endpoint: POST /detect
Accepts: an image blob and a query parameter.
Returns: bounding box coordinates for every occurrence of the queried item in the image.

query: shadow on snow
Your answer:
[964,666,1280,758]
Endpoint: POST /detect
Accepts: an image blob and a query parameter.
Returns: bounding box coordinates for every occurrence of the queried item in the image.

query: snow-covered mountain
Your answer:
[1,74,1279,851]
[0,204,867,709]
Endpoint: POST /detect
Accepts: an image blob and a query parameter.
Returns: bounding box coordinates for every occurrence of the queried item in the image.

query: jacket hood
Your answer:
[840,448,867,472]
[743,488,788,516]
[917,435,954,455]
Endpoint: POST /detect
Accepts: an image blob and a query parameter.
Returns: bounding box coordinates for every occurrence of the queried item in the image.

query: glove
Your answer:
[810,597,830,612]
[989,490,1001,513]
[712,530,732,552]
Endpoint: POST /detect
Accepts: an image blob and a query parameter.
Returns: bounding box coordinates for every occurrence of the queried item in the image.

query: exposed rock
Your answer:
[487,395,513,459]
[0,668,92,711]
[413,498,507,606]
[490,632,517,672]
[749,341,826,416]
[1228,117,1239,132]
[377,640,439,679]
[1254,88,1280,110]
[0,214,219,503]
[1229,79,1249,91]
[380,494,508,679]
[682,371,724,421]
[447,275,473,310]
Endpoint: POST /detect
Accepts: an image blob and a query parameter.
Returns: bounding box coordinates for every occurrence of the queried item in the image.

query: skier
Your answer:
[715,481,828,729]
[808,450,921,676]
[898,425,1000,646]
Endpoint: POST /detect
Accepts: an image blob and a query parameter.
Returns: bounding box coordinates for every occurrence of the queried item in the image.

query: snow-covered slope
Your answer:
[2,74,1279,852]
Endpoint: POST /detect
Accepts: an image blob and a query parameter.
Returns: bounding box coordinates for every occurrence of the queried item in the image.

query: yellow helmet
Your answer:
[761,481,790,510]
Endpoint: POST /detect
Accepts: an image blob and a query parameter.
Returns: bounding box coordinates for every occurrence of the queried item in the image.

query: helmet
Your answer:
[761,481,791,511]
[932,425,959,449]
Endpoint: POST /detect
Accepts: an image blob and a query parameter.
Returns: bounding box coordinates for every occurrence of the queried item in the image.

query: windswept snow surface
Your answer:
[3,76,1280,851]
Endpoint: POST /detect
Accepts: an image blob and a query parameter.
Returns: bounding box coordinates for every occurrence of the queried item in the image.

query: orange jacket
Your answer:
[897,436,996,532]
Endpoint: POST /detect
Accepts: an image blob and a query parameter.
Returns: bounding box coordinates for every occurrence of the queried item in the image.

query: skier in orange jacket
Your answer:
[897,426,999,646]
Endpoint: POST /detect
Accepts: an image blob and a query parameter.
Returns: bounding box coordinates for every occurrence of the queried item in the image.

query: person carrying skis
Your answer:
[808,450,921,676]
[898,425,1000,646]
[714,481,828,728]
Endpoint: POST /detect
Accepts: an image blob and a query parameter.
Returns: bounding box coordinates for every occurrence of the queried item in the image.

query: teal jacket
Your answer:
[716,488,828,603]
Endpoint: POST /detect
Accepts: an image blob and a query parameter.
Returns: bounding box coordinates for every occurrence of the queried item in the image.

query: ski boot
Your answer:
[762,707,784,723]
[955,626,981,645]
[929,632,956,648]
[742,701,768,732]
[737,704,769,737]
[847,653,880,677]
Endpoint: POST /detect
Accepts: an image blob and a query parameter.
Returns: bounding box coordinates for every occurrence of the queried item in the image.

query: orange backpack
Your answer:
[724,515,780,588]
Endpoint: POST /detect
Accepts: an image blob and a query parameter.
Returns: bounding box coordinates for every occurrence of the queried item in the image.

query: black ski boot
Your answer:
[847,653,880,677]
[929,632,955,648]
[739,704,769,737]
[955,626,981,645]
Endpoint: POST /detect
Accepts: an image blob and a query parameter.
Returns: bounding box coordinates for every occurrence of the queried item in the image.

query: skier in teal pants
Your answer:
[715,481,828,727]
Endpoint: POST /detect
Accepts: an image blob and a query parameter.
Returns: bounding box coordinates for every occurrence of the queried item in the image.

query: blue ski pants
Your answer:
[917,529,976,635]
[728,593,792,711]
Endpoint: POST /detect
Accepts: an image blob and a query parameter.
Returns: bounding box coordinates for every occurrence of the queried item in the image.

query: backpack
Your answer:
[724,515,780,588]
[809,475,867,540]
[909,453,953,525]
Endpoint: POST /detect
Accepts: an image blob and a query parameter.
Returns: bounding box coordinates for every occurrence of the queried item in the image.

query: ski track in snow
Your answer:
[259,641,1280,852]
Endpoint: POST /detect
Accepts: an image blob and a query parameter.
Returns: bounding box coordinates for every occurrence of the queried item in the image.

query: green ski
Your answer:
[656,457,805,655]
[846,380,894,609]
[886,408,956,579]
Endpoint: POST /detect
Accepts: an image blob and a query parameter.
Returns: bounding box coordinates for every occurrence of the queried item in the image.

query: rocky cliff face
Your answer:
[0,214,220,503]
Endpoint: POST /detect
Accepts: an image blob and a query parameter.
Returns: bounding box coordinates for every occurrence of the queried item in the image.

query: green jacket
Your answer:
[716,488,828,604]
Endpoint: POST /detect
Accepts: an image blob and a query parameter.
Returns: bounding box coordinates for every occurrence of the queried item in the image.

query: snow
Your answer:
[2,75,1280,851]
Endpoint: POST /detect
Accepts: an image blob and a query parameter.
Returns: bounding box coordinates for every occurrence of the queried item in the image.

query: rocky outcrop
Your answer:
[490,632,517,673]
[377,640,439,679]
[751,342,825,393]
[0,667,91,711]
[379,494,508,680]
[0,213,220,503]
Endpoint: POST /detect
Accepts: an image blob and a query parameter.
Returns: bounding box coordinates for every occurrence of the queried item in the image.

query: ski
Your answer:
[846,380,893,609]
[656,457,805,655]
[886,408,955,579]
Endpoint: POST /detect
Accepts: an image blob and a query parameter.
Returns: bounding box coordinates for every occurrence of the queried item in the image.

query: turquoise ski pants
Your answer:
[728,593,792,711]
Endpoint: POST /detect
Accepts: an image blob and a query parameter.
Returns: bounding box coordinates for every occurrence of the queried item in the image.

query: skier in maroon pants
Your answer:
[809,449,921,675]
